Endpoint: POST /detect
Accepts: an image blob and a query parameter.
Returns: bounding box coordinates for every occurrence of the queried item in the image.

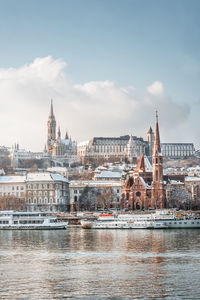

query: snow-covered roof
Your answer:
[185,176,200,182]
[26,172,69,183]
[51,173,69,183]
[94,171,122,179]
[144,156,152,172]
[139,176,151,189]
[26,172,52,182]
[0,176,26,183]
[70,180,122,187]
[59,139,70,146]
[47,167,67,172]
[170,180,184,185]
[77,141,89,147]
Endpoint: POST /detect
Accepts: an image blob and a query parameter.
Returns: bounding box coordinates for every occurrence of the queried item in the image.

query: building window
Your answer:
[156,170,158,182]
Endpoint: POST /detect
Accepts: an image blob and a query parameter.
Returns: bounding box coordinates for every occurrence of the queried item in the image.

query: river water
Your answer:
[0,229,200,299]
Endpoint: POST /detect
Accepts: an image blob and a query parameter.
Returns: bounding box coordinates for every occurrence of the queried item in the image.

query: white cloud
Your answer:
[0,56,195,151]
[147,81,164,95]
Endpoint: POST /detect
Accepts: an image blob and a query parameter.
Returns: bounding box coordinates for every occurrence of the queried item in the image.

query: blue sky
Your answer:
[0,0,199,150]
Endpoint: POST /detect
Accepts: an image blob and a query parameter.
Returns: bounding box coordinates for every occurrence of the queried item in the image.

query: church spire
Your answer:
[65,129,69,140]
[50,99,54,117]
[47,99,56,154]
[151,111,165,209]
[134,154,146,173]
[153,111,161,156]
[57,125,61,139]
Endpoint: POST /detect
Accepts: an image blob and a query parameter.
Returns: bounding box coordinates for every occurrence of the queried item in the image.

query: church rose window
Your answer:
[136,191,141,197]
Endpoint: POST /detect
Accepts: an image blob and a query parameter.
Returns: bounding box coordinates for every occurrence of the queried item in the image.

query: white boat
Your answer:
[81,210,200,229]
[0,211,68,230]
[81,213,168,229]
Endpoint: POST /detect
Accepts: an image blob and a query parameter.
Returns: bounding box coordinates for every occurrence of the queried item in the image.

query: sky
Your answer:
[0,0,199,151]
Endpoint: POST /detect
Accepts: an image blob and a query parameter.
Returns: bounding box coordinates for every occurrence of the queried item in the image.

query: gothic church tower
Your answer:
[151,112,165,209]
[47,99,56,154]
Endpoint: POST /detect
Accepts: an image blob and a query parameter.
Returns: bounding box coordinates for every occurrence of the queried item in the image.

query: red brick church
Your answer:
[121,113,166,210]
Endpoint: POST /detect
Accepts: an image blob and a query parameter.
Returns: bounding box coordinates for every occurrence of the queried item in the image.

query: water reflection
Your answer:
[0,229,200,299]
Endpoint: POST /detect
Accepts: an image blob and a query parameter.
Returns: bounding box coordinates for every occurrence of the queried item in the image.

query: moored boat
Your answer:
[81,210,200,229]
[0,211,68,230]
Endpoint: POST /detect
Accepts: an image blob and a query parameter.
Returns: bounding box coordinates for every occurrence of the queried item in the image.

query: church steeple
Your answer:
[47,99,56,154]
[153,111,161,156]
[151,111,165,209]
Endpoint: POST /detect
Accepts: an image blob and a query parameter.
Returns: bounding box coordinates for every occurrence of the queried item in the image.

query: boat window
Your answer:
[174,222,177,224]
[179,222,182,224]
[192,222,194,224]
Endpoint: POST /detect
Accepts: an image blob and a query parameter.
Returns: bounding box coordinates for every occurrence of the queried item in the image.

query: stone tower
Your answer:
[151,112,165,209]
[47,99,56,154]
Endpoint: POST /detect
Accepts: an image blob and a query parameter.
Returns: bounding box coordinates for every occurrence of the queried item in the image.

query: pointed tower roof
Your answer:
[147,126,153,134]
[50,99,54,116]
[134,154,146,173]
[153,111,161,156]
[65,129,69,140]
[57,125,61,139]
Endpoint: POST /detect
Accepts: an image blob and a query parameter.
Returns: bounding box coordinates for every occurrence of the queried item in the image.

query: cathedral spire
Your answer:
[47,99,56,154]
[50,99,54,117]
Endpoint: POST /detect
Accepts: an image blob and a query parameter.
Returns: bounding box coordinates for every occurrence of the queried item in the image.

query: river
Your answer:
[0,229,200,299]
